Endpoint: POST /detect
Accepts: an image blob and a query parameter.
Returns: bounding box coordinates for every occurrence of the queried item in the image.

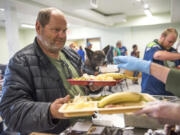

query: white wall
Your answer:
[118,23,180,57]
[67,26,122,49]
[1,23,180,64]
[68,23,180,57]
[0,27,9,64]
[0,27,36,64]
[19,28,36,48]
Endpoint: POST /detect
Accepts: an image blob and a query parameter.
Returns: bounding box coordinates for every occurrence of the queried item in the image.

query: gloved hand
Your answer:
[113,56,151,74]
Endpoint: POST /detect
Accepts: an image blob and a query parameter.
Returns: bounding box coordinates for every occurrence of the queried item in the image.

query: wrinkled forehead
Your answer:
[51,11,66,21]
[48,12,67,28]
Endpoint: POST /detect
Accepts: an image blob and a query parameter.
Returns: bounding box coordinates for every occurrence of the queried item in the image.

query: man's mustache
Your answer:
[56,39,65,42]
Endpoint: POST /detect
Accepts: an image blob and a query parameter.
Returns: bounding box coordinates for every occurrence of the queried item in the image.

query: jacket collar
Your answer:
[33,37,60,81]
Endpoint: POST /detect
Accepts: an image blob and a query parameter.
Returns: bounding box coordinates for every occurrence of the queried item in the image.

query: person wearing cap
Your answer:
[87,42,92,50]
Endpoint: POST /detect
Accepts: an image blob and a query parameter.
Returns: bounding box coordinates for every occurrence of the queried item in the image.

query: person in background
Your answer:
[69,43,75,50]
[131,44,140,58]
[116,40,127,56]
[113,41,121,58]
[114,56,180,128]
[131,44,140,84]
[0,7,101,135]
[87,42,92,50]
[142,28,180,96]
[77,46,85,62]
[69,43,78,51]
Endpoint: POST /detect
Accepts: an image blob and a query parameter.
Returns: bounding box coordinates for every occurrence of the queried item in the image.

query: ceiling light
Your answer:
[144,4,149,8]
[144,9,152,17]
[21,24,35,29]
[0,8,4,12]
[136,0,141,2]
[122,19,127,22]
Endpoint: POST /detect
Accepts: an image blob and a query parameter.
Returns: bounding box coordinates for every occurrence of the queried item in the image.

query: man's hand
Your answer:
[135,101,180,125]
[50,95,70,119]
[94,72,99,76]
[113,56,151,74]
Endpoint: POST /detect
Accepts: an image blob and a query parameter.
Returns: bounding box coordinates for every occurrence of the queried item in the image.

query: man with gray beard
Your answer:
[0,7,100,135]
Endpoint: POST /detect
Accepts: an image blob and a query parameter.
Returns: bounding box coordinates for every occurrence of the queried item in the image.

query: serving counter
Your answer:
[30,125,148,135]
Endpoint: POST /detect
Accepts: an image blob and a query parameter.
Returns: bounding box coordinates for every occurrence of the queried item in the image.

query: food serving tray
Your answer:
[67,79,123,86]
[59,94,157,117]
[59,102,98,117]
[59,103,144,117]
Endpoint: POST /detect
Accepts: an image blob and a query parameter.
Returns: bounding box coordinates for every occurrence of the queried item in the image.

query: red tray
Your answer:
[67,79,122,86]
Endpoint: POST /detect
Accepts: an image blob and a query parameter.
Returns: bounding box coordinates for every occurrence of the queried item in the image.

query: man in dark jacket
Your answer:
[0,7,100,135]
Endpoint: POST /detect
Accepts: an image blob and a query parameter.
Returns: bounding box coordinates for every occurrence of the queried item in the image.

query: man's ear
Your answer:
[103,45,110,55]
[85,48,94,60]
[36,21,41,35]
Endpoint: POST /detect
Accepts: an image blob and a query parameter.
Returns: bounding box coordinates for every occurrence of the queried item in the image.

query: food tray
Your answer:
[59,101,98,117]
[59,103,144,117]
[67,79,122,86]
[59,94,156,117]
[97,105,144,114]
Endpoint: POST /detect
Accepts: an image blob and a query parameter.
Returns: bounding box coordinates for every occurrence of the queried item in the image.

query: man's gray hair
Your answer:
[36,7,63,27]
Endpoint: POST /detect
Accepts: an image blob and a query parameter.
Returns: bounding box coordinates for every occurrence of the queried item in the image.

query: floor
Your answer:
[122,79,141,93]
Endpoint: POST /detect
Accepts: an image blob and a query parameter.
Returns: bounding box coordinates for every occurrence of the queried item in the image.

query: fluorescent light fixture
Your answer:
[144,9,152,17]
[144,4,149,8]
[21,24,35,29]
[122,19,127,22]
[0,8,4,12]
[136,0,141,2]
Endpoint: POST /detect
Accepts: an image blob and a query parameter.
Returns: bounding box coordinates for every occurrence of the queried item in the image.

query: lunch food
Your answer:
[98,92,142,108]
[73,73,114,81]
[73,73,137,81]
[62,92,156,111]
[59,92,157,117]
[63,95,97,111]
[104,101,145,108]
[64,102,96,111]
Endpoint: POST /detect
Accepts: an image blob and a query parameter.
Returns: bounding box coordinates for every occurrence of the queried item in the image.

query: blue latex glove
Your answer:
[113,56,151,74]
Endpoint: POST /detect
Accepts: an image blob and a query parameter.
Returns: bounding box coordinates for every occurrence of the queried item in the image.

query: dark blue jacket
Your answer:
[0,38,82,135]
